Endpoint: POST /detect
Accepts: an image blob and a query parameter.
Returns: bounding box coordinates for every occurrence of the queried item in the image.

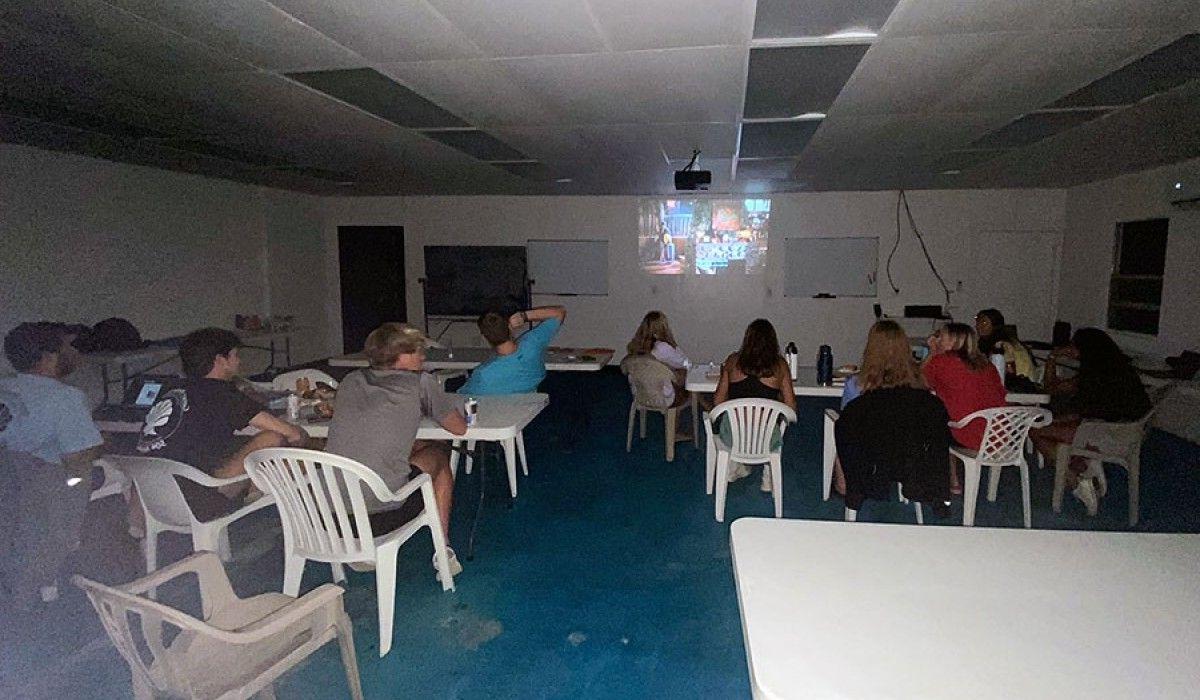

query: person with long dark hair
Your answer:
[975,308,1035,381]
[713,319,796,490]
[1031,327,1151,506]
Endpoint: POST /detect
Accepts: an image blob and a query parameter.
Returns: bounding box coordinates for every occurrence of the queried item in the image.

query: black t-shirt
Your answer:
[136,378,263,520]
[1071,366,1152,422]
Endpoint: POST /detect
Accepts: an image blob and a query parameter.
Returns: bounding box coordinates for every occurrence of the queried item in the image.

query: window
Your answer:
[1107,218,1168,335]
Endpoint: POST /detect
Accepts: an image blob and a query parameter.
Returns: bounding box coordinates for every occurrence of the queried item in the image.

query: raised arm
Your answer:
[509,305,567,329]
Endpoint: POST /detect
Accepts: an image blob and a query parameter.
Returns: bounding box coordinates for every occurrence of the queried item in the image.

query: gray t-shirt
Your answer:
[326,369,463,512]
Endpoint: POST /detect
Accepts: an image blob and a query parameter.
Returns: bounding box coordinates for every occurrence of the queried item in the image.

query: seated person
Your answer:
[137,328,305,522]
[923,323,1007,494]
[713,319,797,491]
[625,310,690,411]
[1031,328,1151,508]
[975,308,1035,381]
[326,323,467,578]
[0,322,104,609]
[459,305,566,395]
[835,320,951,514]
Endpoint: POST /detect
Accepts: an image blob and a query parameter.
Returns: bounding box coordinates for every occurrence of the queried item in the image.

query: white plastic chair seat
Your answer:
[244,448,455,658]
[948,406,1052,528]
[90,459,131,502]
[271,369,337,391]
[704,398,797,523]
[1052,408,1156,526]
[74,551,362,700]
[99,455,277,575]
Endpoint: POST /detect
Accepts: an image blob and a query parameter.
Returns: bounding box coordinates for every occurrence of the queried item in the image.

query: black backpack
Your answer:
[79,317,144,353]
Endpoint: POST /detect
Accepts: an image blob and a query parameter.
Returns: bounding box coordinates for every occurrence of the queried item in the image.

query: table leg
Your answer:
[100,364,111,405]
[502,438,518,498]
[466,442,486,561]
[691,392,700,447]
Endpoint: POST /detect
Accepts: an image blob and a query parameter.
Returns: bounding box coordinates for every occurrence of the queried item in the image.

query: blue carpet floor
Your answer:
[4,368,1198,699]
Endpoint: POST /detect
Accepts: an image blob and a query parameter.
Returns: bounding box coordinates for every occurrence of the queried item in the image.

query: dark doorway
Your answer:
[338,226,406,354]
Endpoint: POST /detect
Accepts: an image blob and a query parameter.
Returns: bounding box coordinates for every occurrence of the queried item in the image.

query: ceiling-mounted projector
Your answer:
[675,149,710,190]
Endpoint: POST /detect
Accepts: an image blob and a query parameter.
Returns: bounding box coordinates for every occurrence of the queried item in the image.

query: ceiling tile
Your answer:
[885,0,1200,37]
[1050,32,1200,108]
[753,0,900,39]
[587,0,752,51]
[655,123,740,160]
[424,0,607,57]
[379,60,563,127]
[744,44,870,118]
[423,130,527,161]
[287,68,469,129]
[102,0,365,71]
[735,157,799,180]
[268,0,482,61]
[738,121,821,158]
[971,110,1113,149]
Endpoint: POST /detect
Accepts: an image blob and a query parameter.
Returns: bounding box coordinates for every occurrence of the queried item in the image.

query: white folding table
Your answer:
[731,517,1200,700]
[328,347,613,372]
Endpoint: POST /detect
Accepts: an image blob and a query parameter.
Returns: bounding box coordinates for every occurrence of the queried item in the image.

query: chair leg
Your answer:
[626,402,637,452]
[1128,457,1140,527]
[1020,463,1032,528]
[665,408,677,462]
[822,418,836,502]
[770,454,783,518]
[464,440,476,475]
[845,508,857,522]
[283,554,305,597]
[517,432,528,476]
[714,452,730,522]
[962,457,981,527]
[1052,443,1070,513]
[987,465,1001,502]
[331,562,346,584]
[502,438,518,498]
[450,439,461,478]
[258,684,278,700]
[144,527,159,574]
[374,545,399,657]
[639,408,647,438]
[914,501,924,525]
[217,527,232,562]
[691,393,700,447]
[336,612,365,700]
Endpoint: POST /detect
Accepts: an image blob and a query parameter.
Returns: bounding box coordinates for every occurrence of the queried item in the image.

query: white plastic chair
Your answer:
[704,398,797,522]
[90,459,131,502]
[74,551,362,700]
[244,448,454,658]
[822,408,839,501]
[100,455,277,575]
[626,401,688,462]
[271,369,337,391]
[1052,406,1156,526]
[622,355,691,462]
[949,407,1052,528]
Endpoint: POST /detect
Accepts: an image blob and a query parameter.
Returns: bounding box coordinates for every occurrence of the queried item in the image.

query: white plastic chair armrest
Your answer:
[121,552,236,610]
[948,409,990,430]
[824,408,839,421]
[228,584,346,642]
[384,472,432,504]
[174,469,253,489]
[702,411,714,440]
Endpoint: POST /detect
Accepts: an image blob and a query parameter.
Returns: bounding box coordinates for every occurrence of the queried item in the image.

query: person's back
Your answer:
[460,306,565,395]
[923,324,1007,449]
[1073,363,1151,422]
[835,387,951,511]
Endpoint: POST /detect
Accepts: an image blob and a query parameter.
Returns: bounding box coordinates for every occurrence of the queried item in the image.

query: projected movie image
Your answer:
[639,198,771,274]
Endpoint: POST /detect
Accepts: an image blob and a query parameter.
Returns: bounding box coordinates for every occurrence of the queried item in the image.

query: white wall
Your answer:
[0,144,330,390]
[320,189,1065,365]
[1060,157,1200,356]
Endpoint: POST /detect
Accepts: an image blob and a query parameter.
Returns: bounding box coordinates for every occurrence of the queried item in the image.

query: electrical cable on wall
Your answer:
[885,189,953,305]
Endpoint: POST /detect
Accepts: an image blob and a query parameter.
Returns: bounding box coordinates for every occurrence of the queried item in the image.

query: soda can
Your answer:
[286,393,300,421]
[464,397,478,427]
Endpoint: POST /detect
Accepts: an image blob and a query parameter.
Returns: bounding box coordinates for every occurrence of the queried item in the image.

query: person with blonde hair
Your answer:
[922,322,1007,494]
[327,322,468,580]
[835,320,951,513]
[625,311,691,407]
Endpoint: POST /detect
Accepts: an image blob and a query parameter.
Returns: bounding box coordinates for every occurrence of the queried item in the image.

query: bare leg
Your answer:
[216,430,287,497]
[832,456,846,496]
[410,440,454,538]
[949,454,962,495]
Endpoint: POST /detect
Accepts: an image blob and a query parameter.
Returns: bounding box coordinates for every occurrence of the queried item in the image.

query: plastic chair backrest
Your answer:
[972,406,1052,466]
[620,354,676,409]
[272,369,338,391]
[74,572,211,696]
[245,448,392,561]
[709,398,797,459]
[107,455,203,528]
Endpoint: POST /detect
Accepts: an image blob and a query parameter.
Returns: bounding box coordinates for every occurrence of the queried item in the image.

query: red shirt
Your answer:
[922,353,1007,449]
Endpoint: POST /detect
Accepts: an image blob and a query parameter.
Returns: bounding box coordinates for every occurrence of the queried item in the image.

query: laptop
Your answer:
[93,375,175,424]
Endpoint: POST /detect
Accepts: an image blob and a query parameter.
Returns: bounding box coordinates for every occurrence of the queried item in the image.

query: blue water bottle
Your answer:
[817,345,833,386]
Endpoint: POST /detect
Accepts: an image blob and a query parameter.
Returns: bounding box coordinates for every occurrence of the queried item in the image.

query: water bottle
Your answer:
[784,342,798,380]
[817,345,833,386]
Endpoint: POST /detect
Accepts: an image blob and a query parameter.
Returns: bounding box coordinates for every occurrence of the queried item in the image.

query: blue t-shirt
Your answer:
[840,374,862,409]
[460,318,561,395]
[0,373,102,465]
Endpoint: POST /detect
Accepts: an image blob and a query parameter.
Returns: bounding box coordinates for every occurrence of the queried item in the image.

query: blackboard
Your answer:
[784,237,878,297]
[422,246,528,317]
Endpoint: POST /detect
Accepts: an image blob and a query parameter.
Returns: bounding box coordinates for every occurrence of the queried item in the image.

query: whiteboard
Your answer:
[784,237,878,297]
[527,239,609,295]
